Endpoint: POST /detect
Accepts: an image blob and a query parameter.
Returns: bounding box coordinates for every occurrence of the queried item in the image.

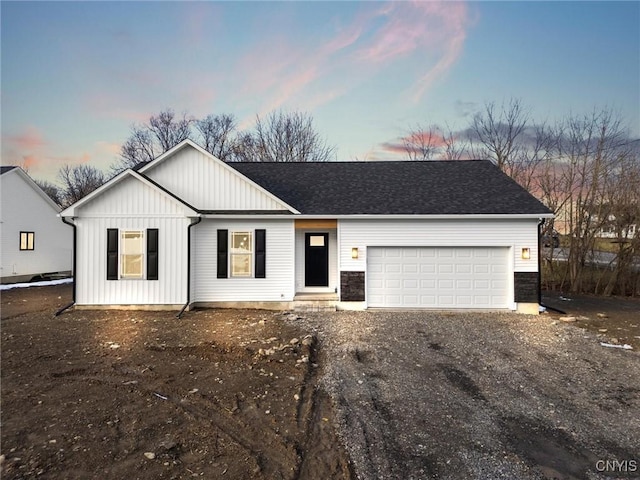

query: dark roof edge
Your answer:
[135,171,201,214]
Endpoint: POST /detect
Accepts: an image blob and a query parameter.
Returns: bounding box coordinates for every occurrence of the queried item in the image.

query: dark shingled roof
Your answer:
[1,166,17,175]
[231,160,552,215]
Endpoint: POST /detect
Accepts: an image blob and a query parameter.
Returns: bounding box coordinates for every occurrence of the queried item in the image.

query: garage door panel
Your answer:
[420,264,436,274]
[439,264,454,274]
[403,279,418,288]
[403,263,418,274]
[368,247,509,309]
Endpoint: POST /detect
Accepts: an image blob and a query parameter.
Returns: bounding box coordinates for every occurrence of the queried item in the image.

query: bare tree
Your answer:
[118,127,157,171]
[112,109,193,173]
[551,109,632,293]
[57,164,107,207]
[235,111,335,162]
[402,124,442,160]
[441,123,468,160]
[470,98,529,173]
[34,179,63,206]
[598,145,640,296]
[195,114,238,161]
[148,109,193,152]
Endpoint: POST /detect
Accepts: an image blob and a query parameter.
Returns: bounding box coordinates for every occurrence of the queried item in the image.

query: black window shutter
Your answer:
[217,229,228,278]
[255,229,266,278]
[107,229,118,280]
[147,229,159,280]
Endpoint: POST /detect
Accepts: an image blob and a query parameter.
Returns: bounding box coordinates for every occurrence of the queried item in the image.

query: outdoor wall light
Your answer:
[351,247,359,259]
[521,247,531,260]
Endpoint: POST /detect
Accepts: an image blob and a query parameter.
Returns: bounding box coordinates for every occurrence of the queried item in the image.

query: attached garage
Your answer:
[367,247,510,309]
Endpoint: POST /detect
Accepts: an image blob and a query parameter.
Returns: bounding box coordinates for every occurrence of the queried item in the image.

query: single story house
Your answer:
[1,166,72,283]
[60,140,553,314]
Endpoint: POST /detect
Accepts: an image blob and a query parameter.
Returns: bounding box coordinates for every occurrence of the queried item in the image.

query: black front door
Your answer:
[305,233,329,287]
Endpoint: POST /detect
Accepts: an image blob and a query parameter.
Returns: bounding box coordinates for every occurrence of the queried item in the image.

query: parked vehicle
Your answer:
[542,229,560,248]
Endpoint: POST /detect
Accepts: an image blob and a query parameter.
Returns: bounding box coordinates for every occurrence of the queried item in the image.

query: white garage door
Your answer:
[367,247,510,308]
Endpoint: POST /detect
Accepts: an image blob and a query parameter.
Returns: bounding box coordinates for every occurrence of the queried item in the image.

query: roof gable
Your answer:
[139,140,299,214]
[232,160,553,216]
[1,166,61,213]
[61,169,198,217]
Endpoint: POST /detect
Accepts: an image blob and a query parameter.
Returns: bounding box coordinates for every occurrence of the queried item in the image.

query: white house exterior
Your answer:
[60,140,553,314]
[1,166,72,283]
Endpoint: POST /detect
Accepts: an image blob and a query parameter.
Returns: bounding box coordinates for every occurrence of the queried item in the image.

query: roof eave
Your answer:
[200,212,555,220]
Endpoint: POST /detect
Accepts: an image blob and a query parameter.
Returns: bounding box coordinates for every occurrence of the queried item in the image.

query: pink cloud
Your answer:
[6,126,47,151]
[233,1,471,115]
[379,128,454,159]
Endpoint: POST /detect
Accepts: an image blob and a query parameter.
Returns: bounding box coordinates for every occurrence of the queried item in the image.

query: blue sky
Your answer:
[2,1,639,182]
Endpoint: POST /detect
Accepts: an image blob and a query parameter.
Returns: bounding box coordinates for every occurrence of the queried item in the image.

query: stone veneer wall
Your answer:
[514,272,539,303]
[340,271,365,301]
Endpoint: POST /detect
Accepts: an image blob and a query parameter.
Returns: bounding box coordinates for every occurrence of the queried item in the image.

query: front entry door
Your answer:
[305,233,329,287]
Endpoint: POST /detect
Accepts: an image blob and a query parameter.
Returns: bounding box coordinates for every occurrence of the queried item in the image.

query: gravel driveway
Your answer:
[290,311,639,480]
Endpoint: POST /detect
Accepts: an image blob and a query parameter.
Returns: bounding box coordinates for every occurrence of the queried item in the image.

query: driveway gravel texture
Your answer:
[291,310,639,480]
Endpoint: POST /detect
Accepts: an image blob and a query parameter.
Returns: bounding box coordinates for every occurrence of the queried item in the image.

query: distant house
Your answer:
[1,166,72,283]
[596,214,637,240]
[60,140,553,314]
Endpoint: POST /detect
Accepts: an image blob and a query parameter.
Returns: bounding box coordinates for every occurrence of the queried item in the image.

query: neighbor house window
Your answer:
[230,231,253,277]
[20,232,34,251]
[120,230,144,278]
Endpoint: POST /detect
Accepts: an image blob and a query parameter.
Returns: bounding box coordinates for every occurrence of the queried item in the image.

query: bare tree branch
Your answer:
[57,164,107,207]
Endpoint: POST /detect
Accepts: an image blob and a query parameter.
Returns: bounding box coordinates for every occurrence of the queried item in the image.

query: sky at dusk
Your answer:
[2,1,639,183]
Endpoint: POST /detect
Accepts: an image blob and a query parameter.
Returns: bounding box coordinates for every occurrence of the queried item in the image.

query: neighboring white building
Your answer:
[596,216,637,240]
[1,166,72,283]
[60,140,553,314]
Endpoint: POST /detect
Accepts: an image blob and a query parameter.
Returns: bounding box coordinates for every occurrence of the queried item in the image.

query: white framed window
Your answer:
[120,230,145,279]
[20,232,35,251]
[230,231,253,277]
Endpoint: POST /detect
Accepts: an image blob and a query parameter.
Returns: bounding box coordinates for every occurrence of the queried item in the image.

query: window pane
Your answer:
[120,231,144,278]
[19,232,34,250]
[231,232,252,253]
[122,231,143,254]
[231,254,252,277]
[121,254,143,277]
[309,235,325,247]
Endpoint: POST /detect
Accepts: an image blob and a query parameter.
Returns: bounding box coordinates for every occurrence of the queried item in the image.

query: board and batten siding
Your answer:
[76,174,190,217]
[75,217,190,305]
[338,219,539,273]
[73,175,192,305]
[144,147,290,212]
[192,219,295,302]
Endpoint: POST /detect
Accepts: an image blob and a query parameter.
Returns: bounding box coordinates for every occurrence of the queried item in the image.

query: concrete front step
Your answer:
[293,300,337,312]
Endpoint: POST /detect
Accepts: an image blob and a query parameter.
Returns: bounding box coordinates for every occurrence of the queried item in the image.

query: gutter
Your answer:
[177,216,202,318]
[55,216,76,316]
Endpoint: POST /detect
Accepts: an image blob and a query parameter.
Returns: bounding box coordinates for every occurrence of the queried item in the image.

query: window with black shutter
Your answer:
[255,229,266,278]
[106,229,119,280]
[147,228,159,280]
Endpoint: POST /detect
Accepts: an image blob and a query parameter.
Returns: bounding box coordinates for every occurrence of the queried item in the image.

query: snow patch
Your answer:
[0,278,72,290]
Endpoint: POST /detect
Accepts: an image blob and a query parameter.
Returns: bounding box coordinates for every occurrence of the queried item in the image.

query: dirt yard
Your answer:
[0,285,352,479]
[2,284,639,480]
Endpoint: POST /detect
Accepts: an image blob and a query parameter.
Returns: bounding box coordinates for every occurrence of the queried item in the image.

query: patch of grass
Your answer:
[542,260,640,296]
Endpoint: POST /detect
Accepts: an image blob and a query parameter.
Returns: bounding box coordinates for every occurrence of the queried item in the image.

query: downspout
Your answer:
[538,218,566,315]
[177,216,202,318]
[55,216,76,316]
